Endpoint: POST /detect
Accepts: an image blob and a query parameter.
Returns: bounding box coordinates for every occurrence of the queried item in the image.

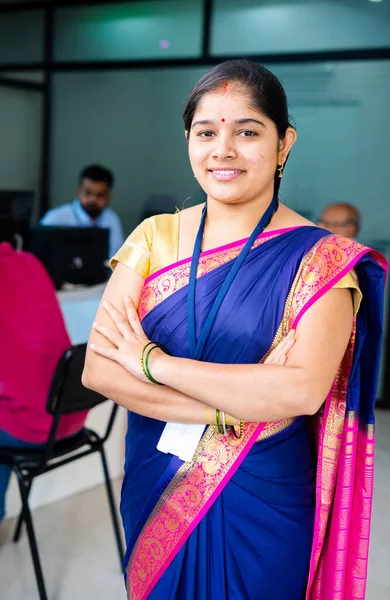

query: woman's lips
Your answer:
[209,169,244,181]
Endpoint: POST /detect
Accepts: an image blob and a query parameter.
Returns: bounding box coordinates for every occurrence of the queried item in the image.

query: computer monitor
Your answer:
[0,190,34,249]
[28,226,109,290]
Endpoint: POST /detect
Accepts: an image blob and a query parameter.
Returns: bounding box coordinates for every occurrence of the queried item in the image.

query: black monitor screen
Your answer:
[28,226,109,290]
[0,190,34,248]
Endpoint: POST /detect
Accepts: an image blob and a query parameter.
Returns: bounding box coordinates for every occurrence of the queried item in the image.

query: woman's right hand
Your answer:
[264,330,295,366]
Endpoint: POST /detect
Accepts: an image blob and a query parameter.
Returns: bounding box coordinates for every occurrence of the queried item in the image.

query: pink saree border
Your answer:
[144,225,305,286]
[128,420,303,600]
[345,424,375,598]
[283,235,386,599]
[130,421,267,600]
[306,332,356,598]
[310,413,375,600]
[293,246,387,330]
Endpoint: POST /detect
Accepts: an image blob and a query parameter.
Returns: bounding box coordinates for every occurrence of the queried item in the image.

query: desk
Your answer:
[6,284,127,519]
[57,283,106,343]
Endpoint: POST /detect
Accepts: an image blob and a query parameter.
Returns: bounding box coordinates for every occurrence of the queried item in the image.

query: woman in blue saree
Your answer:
[83,61,387,599]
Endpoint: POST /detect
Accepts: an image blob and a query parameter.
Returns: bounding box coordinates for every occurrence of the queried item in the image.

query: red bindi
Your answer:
[221,118,225,122]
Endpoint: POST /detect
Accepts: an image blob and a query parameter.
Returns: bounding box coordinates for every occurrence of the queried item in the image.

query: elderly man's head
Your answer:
[318,203,361,239]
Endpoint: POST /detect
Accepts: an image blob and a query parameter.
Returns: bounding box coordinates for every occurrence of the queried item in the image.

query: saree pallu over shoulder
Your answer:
[287,234,386,331]
[280,234,387,600]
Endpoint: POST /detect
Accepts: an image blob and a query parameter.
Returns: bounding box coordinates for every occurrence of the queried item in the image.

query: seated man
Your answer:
[317,202,361,240]
[0,242,88,521]
[41,164,124,258]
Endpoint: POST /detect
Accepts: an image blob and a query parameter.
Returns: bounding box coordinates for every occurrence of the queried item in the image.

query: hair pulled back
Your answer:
[183,60,293,197]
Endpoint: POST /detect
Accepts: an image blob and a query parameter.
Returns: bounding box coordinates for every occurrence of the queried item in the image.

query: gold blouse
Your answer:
[111,213,179,280]
[111,213,361,315]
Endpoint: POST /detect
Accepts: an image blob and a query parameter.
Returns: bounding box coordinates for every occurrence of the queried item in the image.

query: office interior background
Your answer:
[0,1,390,599]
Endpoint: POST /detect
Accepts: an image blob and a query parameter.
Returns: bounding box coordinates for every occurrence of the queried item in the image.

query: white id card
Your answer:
[157,422,206,463]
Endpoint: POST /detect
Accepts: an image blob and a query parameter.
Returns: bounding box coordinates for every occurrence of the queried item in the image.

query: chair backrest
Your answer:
[46,343,108,415]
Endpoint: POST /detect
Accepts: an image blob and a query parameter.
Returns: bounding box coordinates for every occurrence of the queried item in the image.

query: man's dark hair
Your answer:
[79,165,114,189]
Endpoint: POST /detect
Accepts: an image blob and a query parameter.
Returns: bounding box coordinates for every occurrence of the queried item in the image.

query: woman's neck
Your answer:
[205,193,276,240]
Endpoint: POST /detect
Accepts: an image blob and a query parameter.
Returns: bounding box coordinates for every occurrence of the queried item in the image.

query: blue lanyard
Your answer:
[187,196,278,359]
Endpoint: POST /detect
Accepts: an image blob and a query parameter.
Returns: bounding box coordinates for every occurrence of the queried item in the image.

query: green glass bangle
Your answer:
[141,341,155,360]
[140,342,156,382]
[144,345,162,385]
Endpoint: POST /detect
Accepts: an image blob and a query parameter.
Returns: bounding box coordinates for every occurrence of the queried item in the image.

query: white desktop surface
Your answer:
[6,283,127,520]
[57,282,106,343]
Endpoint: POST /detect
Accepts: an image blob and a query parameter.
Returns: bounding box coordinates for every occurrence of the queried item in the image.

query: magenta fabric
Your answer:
[0,243,87,443]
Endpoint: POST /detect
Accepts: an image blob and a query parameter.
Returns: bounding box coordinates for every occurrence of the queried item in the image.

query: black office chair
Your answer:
[0,343,125,600]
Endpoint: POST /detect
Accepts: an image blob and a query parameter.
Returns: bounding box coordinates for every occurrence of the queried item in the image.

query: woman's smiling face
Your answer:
[187,83,295,207]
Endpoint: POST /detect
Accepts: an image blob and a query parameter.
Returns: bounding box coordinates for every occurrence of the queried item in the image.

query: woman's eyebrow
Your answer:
[235,118,266,128]
[191,119,214,129]
[191,118,265,129]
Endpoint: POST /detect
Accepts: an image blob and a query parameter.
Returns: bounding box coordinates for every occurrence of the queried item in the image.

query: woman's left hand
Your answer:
[90,296,153,382]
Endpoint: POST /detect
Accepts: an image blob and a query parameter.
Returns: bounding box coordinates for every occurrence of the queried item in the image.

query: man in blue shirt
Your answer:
[41,165,124,258]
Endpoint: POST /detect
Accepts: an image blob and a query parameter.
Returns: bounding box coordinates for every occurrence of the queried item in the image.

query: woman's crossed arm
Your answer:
[83,262,353,423]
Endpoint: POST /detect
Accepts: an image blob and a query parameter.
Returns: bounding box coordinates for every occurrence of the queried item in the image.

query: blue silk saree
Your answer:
[113,223,387,600]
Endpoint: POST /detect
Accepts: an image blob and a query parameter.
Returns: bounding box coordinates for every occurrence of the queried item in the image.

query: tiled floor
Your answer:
[1,411,390,599]
[0,478,125,599]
